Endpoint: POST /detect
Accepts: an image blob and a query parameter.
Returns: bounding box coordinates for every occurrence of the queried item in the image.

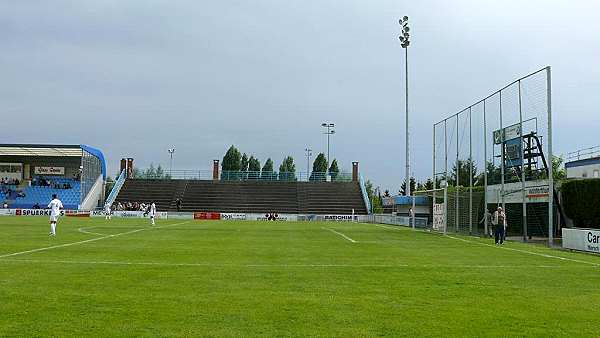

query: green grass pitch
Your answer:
[1,216,599,337]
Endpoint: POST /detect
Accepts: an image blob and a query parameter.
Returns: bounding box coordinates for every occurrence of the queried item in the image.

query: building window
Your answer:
[594,170,599,178]
[582,172,588,178]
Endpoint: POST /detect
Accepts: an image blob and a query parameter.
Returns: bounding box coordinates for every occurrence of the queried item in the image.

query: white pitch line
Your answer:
[368,223,600,267]
[0,258,584,269]
[322,227,357,243]
[445,235,600,267]
[0,221,190,259]
[78,226,108,236]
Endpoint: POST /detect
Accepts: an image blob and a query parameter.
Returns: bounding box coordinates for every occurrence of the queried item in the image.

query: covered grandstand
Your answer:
[0,144,106,210]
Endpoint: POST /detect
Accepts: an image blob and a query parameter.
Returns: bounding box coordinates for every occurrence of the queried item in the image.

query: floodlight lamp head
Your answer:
[331,130,336,134]
[403,15,408,21]
[403,26,410,33]
[321,123,327,127]
[399,36,405,42]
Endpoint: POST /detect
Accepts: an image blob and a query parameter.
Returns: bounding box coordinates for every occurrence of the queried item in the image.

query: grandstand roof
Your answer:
[0,144,107,179]
[0,144,82,157]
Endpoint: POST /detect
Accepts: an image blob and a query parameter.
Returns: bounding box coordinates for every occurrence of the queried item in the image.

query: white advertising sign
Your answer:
[221,213,247,220]
[92,211,168,219]
[247,213,297,221]
[323,215,358,222]
[486,180,550,204]
[562,228,600,254]
[0,209,16,216]
[166,212,194,220]
[34,166,65,175]
[433,203,445,231]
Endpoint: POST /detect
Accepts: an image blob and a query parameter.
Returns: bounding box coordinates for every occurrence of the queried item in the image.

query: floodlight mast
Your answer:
[167,148,176,177]
[398,16,411,197]
[305,148,312,178]
[321,123,335,173]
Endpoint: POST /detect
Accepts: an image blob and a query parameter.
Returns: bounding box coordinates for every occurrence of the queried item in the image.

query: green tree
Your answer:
[248,156,261,180]
[144,163,156,178]
[400,177,416,196]
[222,145,242,171]
[328,159,340,181]
[132,168,142,179]
[155,165,165,179]
[240,153,249,179]
[310,153,328,181]
[424,178,434,190]
[261,158,275,180]
[222,145,242,180]
[449,159,478,187]
[552,155,566,181]
[240,153,249,171]
[278,156,296,181]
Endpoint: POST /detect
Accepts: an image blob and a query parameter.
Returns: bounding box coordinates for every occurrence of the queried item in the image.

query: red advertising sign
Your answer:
[194,212,221,220]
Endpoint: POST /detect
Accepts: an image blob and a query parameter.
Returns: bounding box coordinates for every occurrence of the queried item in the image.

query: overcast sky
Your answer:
[1,0,599,191]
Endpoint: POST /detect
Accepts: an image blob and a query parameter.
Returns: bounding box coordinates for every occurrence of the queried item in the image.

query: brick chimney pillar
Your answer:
[120,158,127,173]
[352,162,359,182]
[213,160,220,180]
[126,158,134,178]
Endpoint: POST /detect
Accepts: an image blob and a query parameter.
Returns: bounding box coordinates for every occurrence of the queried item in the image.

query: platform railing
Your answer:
[132,170,353,182]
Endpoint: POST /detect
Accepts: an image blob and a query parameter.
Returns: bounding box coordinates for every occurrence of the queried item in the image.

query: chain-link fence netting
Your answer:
[432,67,555,243]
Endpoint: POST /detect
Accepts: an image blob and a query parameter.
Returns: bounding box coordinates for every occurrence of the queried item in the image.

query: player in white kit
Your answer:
[104,203,112,220]
[47,194,63,236]
[149,202,156,225]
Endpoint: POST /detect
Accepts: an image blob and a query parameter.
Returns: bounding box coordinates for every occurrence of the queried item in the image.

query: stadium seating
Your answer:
[114,179,181,211]
[11,178,80,209]
[115,179,368,214]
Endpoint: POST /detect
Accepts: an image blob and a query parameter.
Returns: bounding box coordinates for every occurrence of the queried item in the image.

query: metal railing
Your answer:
[105,169,126,207]
[567,145,600,162]
[358,175,372,214]
[132,170,353,182]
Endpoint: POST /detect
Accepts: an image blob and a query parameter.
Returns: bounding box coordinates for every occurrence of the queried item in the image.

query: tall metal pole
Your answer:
[327,129,330,170]
[305,148,312,180]
[456,116,459,233]
[519,80,528,242]
[444,119,448,235]
[547,66,554,246]
[499,91,505,212]
[405,47,410,197]
[433,123,437,226]
[168,148,175,178]
[483,100,489,237]
[469,107,473,235]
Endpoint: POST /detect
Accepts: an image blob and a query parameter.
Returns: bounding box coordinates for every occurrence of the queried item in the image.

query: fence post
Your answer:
[547,66,554,246]
[519,80,528,242]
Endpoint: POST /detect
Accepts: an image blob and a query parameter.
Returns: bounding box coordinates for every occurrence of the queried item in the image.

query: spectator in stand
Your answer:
[2,201,8,209]
[17,191,26,198]
[32,203,41,209]
[176,198,182,212]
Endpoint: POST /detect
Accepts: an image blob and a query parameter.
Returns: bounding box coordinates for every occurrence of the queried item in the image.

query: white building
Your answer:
[565,146,600,178]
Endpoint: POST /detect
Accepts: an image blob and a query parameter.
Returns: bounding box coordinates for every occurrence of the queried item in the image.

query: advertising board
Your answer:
[194,212,221,220]
[322,215,358,222]
[248,213,297,221]
[221,213,246,220]
[34,166,65,175]
[562,228,600,254]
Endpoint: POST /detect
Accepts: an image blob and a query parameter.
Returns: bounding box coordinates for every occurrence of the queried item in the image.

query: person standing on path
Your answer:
[492,206,507,245]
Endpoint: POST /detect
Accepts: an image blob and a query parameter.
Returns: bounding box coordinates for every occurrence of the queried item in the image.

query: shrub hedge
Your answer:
[561,179,600,228]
